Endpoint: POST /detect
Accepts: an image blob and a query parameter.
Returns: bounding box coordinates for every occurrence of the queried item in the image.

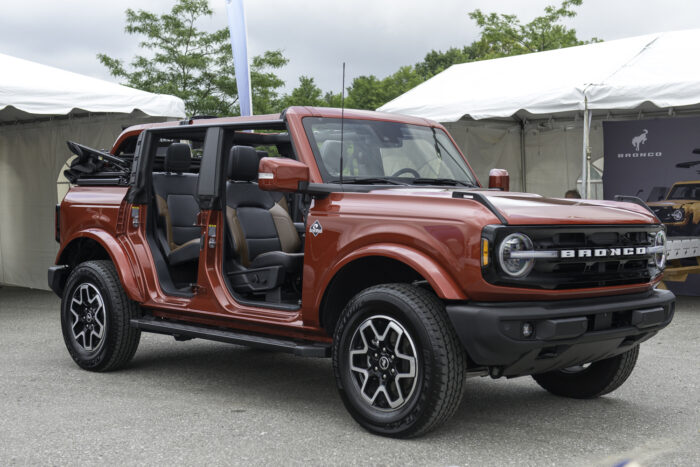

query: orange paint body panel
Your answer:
[55,107,665,344]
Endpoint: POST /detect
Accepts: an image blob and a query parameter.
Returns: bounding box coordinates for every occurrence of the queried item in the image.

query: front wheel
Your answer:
[532,345,639,399]
[60,260,141,372]
[332,284,466,438]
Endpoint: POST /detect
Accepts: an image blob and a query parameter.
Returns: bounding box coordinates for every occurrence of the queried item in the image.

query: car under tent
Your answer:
[379,29,700,200]
[0,52,185,290]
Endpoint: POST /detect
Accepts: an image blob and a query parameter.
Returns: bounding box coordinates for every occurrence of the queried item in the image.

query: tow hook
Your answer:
[489,366,504,379]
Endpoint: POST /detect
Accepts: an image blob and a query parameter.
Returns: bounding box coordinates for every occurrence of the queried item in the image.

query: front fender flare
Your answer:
[57,229,144,302]
[314,243,467,310]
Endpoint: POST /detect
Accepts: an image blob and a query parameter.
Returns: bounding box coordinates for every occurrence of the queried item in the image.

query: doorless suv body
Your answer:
[50,107,674,437]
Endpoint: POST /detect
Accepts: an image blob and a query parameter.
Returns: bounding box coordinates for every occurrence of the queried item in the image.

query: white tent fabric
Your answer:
[379,30,700,121]
[379,30,700,200]
[0,114,161,289]
[0,53,185,290]
[0,52,184,121]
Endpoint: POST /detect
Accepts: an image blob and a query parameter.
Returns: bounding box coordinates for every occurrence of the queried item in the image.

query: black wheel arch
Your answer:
[58,237,111,267]
[50,238,112,297]
[319,256,436,335]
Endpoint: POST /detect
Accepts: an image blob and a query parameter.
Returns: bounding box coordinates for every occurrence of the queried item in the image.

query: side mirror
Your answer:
[258,157,310,192]
[488,168,510,191]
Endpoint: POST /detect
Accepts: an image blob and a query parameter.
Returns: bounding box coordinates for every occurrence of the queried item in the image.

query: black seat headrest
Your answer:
[165,143,192,172]
[228,145,259,181]
[256,150,268,159]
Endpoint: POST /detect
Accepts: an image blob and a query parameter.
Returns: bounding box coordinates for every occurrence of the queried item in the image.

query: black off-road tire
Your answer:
[332,283,466,438]
[60,260,141,372]
[532,345,639,399]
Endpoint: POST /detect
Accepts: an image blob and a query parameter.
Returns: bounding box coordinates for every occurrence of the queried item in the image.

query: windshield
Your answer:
[302,117,478,186]
[668,183,700,200]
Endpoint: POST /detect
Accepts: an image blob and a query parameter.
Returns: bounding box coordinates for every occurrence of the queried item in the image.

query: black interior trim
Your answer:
[145,208,194,298]
[197,127,224,210]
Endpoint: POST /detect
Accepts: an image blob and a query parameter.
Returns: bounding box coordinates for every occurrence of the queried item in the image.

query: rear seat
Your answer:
[152,143,200,265]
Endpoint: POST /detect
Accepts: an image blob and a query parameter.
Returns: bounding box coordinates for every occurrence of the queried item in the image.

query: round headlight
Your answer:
[671,209,684,221]
[654,230,667,269]
[498,233,535,277]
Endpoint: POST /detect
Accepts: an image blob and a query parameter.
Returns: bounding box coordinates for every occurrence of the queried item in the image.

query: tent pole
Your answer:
[581,96,589,198]
[519,118,526,191]
[586,110,592,198]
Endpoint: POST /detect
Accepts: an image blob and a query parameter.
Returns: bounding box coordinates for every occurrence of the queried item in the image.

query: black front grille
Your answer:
[483,225,662,290]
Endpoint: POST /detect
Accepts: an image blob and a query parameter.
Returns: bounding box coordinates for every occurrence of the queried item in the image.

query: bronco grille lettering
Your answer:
[560,247,647,258]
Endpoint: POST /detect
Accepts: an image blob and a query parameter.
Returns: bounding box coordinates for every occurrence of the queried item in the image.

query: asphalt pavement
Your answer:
[0,286,698,466]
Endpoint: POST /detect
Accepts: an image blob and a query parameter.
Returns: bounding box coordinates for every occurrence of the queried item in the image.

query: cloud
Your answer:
[1,0,698,97]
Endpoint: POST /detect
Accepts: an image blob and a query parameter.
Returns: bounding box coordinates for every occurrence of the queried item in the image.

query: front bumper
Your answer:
[446,288,675,377]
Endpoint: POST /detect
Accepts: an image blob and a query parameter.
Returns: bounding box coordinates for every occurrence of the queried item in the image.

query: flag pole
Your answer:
[225,0,252,116]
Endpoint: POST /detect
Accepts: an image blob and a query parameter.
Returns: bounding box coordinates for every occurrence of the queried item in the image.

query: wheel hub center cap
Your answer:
[378,355,391,371]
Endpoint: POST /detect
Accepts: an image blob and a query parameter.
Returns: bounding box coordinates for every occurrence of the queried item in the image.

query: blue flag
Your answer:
[225,0,252,116]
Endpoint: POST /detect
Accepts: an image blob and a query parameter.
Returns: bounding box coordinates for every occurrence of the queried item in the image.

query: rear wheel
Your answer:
[332,283,466,438]
[60,260,141,371]
[532,345,639,399]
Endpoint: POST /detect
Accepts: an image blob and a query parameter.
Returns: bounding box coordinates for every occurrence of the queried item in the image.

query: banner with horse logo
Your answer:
[603,116,700,295]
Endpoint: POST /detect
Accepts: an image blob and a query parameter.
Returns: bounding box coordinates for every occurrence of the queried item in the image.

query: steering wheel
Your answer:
[391,167,420,178]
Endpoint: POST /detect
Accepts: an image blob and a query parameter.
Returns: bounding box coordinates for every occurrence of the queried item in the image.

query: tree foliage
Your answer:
[280,77,344,109]
[280,76,324,108]
[98,0,287,116]
[102,0,600,115]
[345,66,424,110]
[343,0,599,110]
[468,0,600,59]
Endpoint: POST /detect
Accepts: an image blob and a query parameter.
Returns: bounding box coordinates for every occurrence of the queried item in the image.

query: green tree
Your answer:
[345,66,424,110]
[468,0,600,59]
[323,91,343,108]
[345,0,599,110]
[98,0,288,116]
[414,42,491,80]
[249,51,288,114]
[280,76,325,108]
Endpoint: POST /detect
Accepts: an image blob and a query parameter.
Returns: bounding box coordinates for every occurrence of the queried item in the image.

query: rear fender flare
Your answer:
[57,229,144,302]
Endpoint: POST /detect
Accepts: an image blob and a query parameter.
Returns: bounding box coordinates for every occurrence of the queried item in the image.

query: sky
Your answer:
[1,0,699,96]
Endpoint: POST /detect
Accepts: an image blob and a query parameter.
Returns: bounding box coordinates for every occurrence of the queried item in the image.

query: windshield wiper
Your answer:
[329,177,410,186]
[411,177,476,187]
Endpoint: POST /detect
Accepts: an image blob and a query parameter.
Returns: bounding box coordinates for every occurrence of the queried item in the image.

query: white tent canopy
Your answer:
[379,29,700,121]
[0,52,184,122]
[0,53,185,289]
[379,29,700,199]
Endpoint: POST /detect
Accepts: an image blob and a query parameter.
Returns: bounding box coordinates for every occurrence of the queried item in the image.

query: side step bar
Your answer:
[130,316,330,358]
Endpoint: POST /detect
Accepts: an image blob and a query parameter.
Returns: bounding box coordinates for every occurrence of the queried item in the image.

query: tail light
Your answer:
[55,204,61,243]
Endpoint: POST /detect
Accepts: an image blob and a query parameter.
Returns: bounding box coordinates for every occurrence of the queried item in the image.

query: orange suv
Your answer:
[49,107,674,437]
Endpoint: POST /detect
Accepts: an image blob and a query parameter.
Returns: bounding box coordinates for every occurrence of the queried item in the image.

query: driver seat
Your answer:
[225,145,303,299]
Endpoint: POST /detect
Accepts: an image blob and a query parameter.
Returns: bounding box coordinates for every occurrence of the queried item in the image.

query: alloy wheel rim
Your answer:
[348,315,419,411]
[69,283,107,352]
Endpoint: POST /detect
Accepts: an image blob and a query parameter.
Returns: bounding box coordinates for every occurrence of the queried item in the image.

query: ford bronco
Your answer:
[647,180,700,236]
[49,107,674,437]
